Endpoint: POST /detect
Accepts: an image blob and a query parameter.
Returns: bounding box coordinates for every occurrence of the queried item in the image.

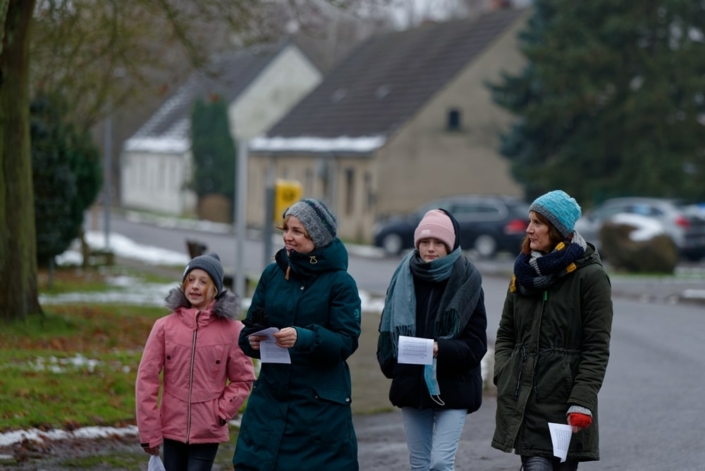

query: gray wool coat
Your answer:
[491,244,613,461]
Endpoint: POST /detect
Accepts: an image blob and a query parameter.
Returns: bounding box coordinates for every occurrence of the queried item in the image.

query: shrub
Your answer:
[599,221,678,274]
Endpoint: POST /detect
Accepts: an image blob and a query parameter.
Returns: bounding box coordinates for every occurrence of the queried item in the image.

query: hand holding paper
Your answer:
[567,412,592,433]
[548,422,572,463]
[248,328,291,364]
[397,336,434,365]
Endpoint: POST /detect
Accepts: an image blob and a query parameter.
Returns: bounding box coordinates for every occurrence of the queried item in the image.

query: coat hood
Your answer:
[576,242,603,270]
[165,288,239,320]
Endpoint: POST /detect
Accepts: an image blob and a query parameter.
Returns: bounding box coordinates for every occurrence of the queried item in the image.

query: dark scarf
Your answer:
[511,231,587,296]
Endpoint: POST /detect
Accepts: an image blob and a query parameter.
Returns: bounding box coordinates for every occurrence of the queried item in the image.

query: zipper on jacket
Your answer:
[186,311,201,443]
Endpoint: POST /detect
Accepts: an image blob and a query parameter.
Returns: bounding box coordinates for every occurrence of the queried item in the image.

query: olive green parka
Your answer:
[492,244,613,461]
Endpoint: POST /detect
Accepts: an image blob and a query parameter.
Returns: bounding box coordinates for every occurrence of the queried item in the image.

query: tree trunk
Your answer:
[0,0,41,322]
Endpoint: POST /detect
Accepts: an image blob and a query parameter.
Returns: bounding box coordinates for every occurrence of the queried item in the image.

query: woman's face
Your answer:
[283,216,315,255]
[526,211,552,253]
[417,237,449,262]
[183,268,216,310]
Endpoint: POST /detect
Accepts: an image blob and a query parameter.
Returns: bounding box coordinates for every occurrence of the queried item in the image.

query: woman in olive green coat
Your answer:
[492,190,613,471]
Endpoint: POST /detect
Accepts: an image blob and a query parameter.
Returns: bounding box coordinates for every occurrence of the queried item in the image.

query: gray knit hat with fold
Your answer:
[182,252,224,296]
[284,198,337,248]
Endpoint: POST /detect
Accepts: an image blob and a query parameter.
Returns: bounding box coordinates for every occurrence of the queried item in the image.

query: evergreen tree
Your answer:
[489,0,705,206]
[31,93,102,266]
[190,96,237,202]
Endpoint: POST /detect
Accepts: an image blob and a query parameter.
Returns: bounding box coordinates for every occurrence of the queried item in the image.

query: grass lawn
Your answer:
[0,266,169,433]
[0,262,394,469]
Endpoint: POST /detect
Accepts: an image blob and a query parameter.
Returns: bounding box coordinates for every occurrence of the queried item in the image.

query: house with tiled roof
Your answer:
[120,41,322,217]
[247,8,529,243]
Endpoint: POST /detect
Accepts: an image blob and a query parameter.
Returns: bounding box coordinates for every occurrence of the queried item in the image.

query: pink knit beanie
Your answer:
[414,209,455,251]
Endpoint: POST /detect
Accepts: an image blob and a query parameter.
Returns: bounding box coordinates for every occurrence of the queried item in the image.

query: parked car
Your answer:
[574,197,705,261]
[372,195,529,257]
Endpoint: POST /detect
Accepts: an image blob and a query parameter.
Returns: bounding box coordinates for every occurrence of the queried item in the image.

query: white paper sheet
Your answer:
[548,422,573,463]
[248,327,291,364]
[397,336,433,365]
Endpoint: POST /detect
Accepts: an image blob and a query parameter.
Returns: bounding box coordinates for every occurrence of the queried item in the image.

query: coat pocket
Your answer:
[313,387,352,406]
[535,353,572,402]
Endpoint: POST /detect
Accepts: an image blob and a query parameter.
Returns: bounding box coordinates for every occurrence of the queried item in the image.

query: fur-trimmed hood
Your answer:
[165,288,239,320]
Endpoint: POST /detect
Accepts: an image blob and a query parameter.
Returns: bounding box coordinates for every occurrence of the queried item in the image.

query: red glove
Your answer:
[567,412,592,431]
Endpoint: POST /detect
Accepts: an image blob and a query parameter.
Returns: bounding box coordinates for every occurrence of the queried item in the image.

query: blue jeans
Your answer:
[401,407,467,471]
[162,438,219,471]
[521,455,579,471]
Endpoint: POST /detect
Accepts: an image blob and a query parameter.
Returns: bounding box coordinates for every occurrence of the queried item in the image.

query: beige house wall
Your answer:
[376,13,527,218]
[246,14,529,244]
[246,153,375,243]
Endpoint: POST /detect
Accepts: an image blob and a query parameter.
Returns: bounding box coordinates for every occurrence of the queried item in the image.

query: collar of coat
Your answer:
[274,237,348,280]
[165,288,239,320]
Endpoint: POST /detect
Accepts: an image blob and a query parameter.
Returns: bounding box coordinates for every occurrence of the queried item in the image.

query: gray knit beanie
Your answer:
[182,252,224,296]
[283,198,337,248]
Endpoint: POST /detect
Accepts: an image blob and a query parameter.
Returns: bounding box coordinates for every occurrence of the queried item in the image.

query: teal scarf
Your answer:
[378,248,481,405]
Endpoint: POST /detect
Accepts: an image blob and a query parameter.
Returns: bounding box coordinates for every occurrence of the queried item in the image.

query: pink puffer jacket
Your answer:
[136,289,255,447]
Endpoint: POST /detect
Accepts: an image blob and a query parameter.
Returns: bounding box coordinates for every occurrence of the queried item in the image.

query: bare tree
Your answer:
[0,0,385,322]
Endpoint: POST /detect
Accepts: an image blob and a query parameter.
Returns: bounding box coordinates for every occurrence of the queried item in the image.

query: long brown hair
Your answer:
[520,211,565,255]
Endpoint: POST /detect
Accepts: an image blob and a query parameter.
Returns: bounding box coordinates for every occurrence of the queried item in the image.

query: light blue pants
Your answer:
[401,407,467,471]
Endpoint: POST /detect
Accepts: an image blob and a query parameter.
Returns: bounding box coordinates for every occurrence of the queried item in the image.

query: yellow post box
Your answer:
[274,179,303,222]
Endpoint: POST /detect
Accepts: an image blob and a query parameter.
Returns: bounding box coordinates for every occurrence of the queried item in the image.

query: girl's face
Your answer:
[282,216,315,255]
[526,211,552,253]
[183,268,216,310]
[417,237,449,262]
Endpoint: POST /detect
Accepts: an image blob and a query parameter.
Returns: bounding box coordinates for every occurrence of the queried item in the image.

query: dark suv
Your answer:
[372,195,529,257]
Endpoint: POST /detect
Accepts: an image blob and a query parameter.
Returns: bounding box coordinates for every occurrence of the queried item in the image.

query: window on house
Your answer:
[447,108,461,131]
[345,168,355,216]
[305,168,313,195]
[364,172,374,211]
[159,162,166,190]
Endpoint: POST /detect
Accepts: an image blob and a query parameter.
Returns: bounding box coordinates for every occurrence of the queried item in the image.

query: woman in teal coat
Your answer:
[233,199,361,471]
[492,190,613,471]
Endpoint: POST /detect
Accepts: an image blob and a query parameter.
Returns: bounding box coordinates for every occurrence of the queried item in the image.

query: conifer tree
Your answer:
[31,94,102,266]
[490,0,705,206]
[190,96,237,203]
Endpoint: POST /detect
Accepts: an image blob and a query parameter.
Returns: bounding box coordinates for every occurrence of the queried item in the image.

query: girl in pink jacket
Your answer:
[136,253,255,471]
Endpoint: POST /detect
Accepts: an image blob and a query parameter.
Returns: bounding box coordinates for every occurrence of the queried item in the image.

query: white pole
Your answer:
[103,98,112,250]
[235,140,248,311]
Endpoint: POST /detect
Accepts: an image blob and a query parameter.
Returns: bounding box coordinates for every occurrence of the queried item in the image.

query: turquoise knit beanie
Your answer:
[529,190,581,237]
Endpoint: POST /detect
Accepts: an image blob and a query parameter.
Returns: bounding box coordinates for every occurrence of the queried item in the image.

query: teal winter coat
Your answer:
[492,244,613,461]
[233,238,361,471]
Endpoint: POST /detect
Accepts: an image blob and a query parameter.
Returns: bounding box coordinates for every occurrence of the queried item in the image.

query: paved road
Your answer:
[357,291,705,471]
